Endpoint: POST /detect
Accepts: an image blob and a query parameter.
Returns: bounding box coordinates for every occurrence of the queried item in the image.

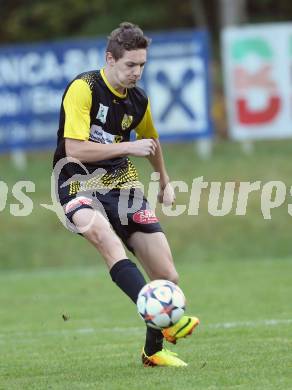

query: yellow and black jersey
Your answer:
[53,69,158,190]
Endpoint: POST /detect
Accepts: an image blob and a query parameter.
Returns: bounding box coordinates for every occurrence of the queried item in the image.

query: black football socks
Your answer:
[144,326,164,356]
[110,259,145,303]
[109,258,163,355]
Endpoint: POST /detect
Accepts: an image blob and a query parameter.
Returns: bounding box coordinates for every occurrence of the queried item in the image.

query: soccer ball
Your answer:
[137,279,186,329]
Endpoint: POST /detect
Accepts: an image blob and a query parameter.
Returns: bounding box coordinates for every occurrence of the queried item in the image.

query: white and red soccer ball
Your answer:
[137,280,186,329]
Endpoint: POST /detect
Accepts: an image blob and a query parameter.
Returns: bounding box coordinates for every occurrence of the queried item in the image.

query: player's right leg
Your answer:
[57,181,147,321]
[72,208,127,269]
[71,208,147,304]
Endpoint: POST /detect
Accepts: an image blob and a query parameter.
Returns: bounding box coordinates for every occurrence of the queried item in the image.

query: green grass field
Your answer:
[1,259,291,389]
[1,140,292,269]
[0,140,292,388]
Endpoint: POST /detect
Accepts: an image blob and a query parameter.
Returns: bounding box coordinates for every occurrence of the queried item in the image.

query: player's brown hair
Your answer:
[106,22,151,60]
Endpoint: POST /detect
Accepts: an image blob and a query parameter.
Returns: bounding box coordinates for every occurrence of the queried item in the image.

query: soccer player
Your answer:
[53,22,199,367]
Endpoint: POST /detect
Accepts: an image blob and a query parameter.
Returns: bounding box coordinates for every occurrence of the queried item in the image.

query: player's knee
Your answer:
[168,271,179,285]
[153,269,179,285]
[163,256,179,284]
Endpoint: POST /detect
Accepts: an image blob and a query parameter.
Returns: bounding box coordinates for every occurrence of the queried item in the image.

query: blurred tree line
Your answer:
[0,0,292,44]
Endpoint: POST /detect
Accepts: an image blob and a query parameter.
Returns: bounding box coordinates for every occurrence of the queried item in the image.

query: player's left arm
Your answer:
[135,99,175,206]
[147,139,175,206]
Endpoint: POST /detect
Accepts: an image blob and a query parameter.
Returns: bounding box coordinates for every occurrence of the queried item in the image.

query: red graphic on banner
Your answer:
[234,65,276,89]
[234,66,281,125]
[236,96,281,124]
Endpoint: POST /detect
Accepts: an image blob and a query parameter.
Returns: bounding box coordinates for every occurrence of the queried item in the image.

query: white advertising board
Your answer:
[222,23,292,140]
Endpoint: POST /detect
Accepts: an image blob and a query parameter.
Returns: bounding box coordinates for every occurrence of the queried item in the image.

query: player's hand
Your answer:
[127,139,157,157]
[158,182,176,206]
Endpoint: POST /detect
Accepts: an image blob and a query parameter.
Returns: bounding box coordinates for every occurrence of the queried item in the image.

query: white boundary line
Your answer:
[0,319,291,340]
[207,318,292,329]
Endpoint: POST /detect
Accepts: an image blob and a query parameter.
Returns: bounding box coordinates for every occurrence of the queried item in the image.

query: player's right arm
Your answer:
[63,79,156,162]
[66,138,156,161]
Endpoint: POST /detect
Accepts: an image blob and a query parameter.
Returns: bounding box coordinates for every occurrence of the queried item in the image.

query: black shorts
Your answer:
[57,178,163,253]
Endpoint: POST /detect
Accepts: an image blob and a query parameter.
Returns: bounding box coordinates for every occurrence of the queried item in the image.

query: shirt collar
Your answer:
[100,68,127,98]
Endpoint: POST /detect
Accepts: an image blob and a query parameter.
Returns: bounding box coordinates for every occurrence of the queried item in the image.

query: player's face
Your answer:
[110,49,147,89]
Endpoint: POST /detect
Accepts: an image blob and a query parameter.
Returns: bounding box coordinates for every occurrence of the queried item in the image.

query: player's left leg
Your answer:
[128,231,178,282]
[127,231,175,357]
[128,231,199,352]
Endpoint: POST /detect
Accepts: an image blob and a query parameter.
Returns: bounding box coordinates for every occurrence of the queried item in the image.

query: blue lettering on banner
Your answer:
[0,40,103,152]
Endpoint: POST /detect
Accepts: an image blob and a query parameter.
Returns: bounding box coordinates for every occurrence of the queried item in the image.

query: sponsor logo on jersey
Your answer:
[114,135,123,143]
[90,124,115,144]
[132,210,159,224]
[65,196,93,214]
[121,114,133,130]
[96,103,109,124]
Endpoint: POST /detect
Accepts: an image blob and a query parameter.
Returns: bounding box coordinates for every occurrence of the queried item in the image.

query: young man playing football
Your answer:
[53,21,199,367]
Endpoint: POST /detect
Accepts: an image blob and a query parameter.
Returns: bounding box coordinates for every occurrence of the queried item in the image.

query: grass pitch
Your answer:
[1,139,292,269]
[0,259,291,389]
[1,140,292,388]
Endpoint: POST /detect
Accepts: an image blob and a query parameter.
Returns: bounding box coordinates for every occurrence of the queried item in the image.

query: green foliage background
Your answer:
[1,0,292,44]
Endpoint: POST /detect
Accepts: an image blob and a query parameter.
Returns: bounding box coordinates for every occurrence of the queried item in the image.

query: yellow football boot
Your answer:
[162,316,200,344]
[142,348,187,367]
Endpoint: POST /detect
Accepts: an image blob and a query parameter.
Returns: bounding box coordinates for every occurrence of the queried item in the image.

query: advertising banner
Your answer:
[0,30,212,153]
[222,23,292,140]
